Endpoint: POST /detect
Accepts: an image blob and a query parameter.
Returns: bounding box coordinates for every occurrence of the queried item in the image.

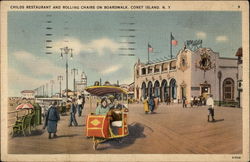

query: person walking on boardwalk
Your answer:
[207,94,215,122]
[148,95,155,114]
[69,98,78,126]
[154,96,159,112]
[143,97,149,114]
[43,101,60,139]
[77,95,83,117]
[182,96,187,108]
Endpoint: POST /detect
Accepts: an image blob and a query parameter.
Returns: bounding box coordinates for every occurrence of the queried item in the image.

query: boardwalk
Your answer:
[8,103,242,154]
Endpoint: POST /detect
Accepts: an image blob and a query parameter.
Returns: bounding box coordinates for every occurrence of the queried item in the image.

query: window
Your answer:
[170,61,176,70]
[141,68,146,75]
[162,63,168,71]
[154,65,160,73]
[223,78,234,101]
[148,66,153,74]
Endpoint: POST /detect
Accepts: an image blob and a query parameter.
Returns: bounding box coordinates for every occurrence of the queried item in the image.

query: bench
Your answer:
[12,112,35,137]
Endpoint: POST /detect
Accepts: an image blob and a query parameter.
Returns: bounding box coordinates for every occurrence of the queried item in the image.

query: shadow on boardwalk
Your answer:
[10,129,45,138]
[97,122,153,150]
[208,119,225,123]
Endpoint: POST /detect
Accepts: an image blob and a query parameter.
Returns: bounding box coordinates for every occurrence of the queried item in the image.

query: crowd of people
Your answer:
[42,93,216,139]
[143,95,159,114]
[43,94,85,139]
[142,94,216,122]
[182,95,207,108]
[42,94,128,139]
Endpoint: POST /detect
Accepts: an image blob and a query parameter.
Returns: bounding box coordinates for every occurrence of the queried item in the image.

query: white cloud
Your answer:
[8,67,46,96]
[101,64,123,75]
[52,37,120,56]
[216,35,228,42]
[88,38,120,55]
[196,32,206,39]
[52,37,83,55]
[13,51,64,77]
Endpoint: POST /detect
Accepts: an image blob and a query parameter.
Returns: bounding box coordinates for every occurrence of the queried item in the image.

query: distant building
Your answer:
[120,82,135,98]
[76,72,87,95]
[134,45,240,104]
[104,81,111,86]
[21,90,35,99]
[235,47,243,107]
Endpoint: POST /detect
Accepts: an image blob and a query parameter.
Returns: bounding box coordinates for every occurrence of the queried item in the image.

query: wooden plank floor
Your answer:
[8,103,242,154]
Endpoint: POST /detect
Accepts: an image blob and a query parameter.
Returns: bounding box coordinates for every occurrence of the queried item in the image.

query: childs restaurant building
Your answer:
[134,47,240,104]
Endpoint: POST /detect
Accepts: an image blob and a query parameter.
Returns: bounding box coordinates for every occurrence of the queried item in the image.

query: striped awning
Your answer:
[85,86,128,96]
[16,103,34,110]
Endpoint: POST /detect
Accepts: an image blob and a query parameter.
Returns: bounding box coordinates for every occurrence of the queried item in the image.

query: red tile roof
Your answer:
[21,90,35,93]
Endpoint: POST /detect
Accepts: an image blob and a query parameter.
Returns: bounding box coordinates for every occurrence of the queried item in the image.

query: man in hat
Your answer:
[43,101,60,139]
[69,98,78,126]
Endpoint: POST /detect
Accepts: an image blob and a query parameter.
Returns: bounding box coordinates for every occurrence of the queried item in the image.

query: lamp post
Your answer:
[71,68,78,96]
[57,75,63,98]
[60,46,73,99]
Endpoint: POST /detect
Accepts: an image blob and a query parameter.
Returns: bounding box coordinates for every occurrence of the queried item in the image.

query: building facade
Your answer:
[75,72,87,95]
[235,47,243,107]
[21,90,35,99]
[134,47,239,104]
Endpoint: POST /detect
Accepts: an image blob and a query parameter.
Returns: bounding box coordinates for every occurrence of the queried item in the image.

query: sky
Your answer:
[8,11,242,97]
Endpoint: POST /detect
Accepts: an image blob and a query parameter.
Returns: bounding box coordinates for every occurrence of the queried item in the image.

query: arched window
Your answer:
[162,63,168,71]
[154,81,160,97]
[141,82,147,99]
[161,79,168,102]
[169,79,177,99]
[148,66,153,74]
[154,65,160,73]
[148,81,153,97]
[170,61,176,70]
[223,78,234,101]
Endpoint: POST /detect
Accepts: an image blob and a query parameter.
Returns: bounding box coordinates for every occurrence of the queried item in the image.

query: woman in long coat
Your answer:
[69,98,78,126]
[143,97,149,114]
[43,101,60,139]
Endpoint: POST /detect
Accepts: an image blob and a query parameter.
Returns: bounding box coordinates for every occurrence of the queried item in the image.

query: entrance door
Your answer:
[169,79,177,100]
[148,81,153,97]
[141,82,146,99]
[200,85,210,97]
[161,80,168,102]
[201,86,209,94]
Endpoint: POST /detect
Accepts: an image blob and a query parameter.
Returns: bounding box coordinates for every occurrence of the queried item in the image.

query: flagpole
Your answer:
[148,43,149,64]
[170,32,172,59]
